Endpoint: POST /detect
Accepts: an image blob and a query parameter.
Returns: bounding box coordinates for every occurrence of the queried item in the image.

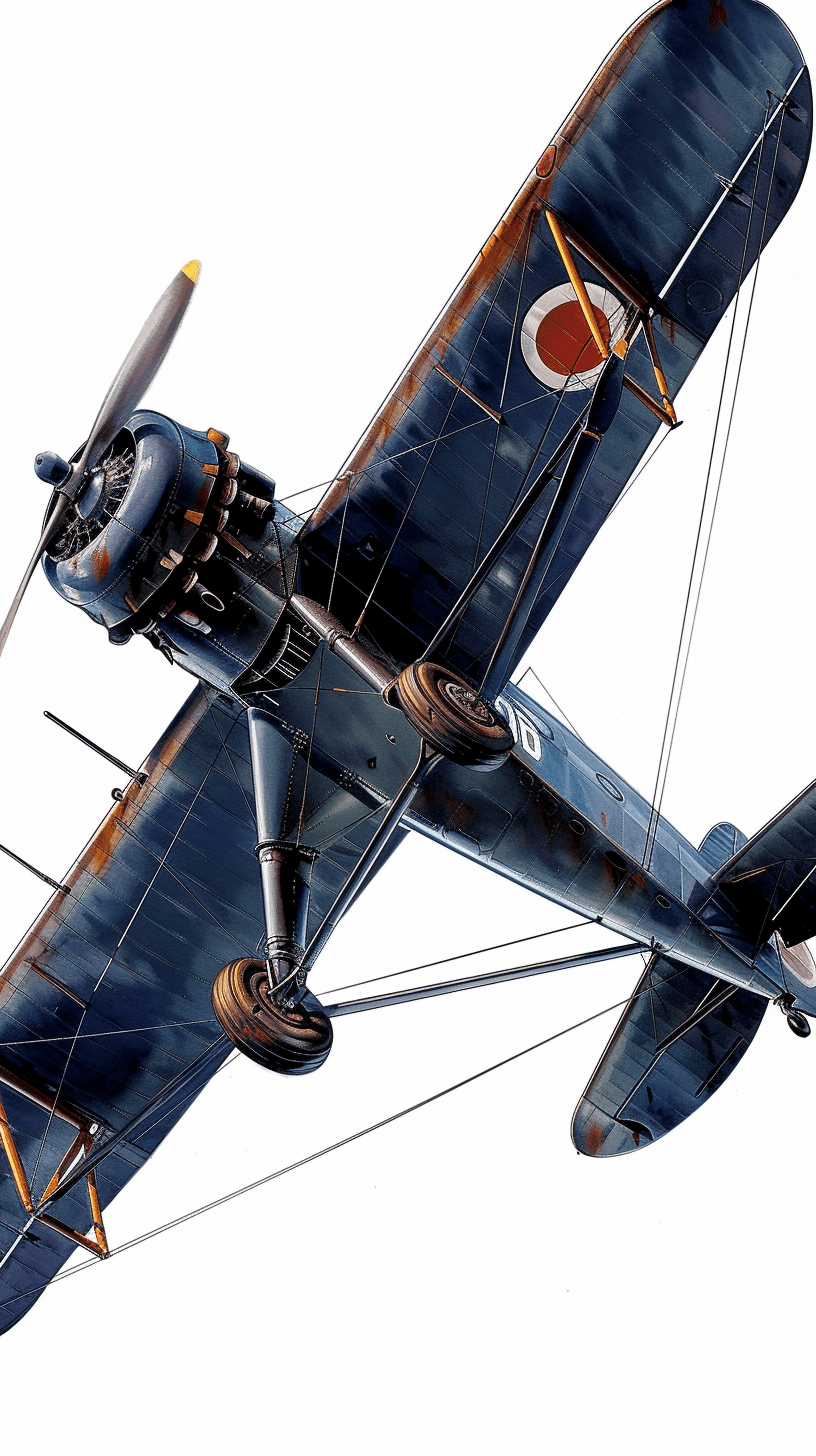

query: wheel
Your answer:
[393,662,514,769]
[786,1010,811,1038]
[212,958,333,1074]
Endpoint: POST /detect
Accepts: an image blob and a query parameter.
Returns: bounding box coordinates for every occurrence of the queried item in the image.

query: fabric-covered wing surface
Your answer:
[299,0,810,687]
[709,778,816,950]
[572,950,767,1157]
[0,687,402,1335]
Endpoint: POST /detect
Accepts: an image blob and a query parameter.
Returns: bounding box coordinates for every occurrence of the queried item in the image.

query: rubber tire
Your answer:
[212,958,333,1074]
[393,662,514,769]
[787,1010,811,1038]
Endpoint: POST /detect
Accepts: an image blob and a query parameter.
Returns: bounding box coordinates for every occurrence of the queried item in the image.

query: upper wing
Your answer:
[571,950,767,1157]
[707,778,816,950]
[299,0,810,686]
[0,687,402,1334]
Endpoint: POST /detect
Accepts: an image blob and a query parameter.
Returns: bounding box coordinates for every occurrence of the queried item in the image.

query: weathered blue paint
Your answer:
[2,0,811,1331]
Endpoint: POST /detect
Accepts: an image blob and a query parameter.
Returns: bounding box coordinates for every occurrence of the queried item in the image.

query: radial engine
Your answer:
[39,414,318,701]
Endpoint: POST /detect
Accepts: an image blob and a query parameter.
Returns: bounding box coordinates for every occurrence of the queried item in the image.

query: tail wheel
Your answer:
[212,958,332,1075]
[787,1010,812,1038]
[393,662,514,769]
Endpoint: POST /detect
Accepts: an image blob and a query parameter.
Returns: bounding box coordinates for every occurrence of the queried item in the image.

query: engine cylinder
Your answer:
[42,411,309,699]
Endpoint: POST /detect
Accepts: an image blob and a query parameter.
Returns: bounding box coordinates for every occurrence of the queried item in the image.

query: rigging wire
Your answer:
[0,965,685,1319]
[605,421,673,523]
[122,1051,239,1152]
[27,750,228,1192]
[642,98,775,871]
[116,818,252,954]
[205,696,256,822]
[350,222,541,639]
[276,361,660,515]
[514,666,584,744]
[318,917,593,995]
[1,924,606,1045]
[645,118,788,870]
[466,208,538,581]
[0,1019,220,1050]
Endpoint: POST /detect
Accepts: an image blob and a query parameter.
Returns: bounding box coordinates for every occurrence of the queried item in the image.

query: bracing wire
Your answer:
[0,962,685,1320]
[318,917,590,996]
[515,666,584,744]
[645,116,788,867]
[350,224,532,639]
[0,1019,220,1050]
[277,359,665,517]
[642,97,776,870]
[28,746,229,1193]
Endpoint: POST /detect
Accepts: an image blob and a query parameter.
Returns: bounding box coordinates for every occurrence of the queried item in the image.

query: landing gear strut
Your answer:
[211,709,332,1074]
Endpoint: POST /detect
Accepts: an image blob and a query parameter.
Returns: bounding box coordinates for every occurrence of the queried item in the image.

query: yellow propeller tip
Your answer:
[182,260,201,283]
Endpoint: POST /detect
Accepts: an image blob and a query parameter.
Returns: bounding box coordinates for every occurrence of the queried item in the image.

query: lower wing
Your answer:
[0,687,402,1334]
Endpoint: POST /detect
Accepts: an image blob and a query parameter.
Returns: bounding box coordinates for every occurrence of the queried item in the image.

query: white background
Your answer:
[0,2,813,1451]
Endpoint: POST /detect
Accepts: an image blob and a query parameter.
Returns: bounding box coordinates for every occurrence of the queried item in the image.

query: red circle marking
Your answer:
[535,300,610,377]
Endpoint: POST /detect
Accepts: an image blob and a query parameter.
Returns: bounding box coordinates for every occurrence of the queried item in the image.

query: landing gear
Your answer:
[211,708,333,1074]
[775,992,812,1038]
[393,662,513,770]
[212,958,332,1074]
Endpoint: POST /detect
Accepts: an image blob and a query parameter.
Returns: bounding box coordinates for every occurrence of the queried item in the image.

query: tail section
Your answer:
[704,777,816,953]
[573,821,767,1158]
[572,951,767,1157]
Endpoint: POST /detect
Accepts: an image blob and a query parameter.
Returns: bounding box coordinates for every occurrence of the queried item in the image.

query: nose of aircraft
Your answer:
[33,450,71,488]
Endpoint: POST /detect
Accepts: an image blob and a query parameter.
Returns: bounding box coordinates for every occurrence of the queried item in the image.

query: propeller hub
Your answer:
[34,451,71,488]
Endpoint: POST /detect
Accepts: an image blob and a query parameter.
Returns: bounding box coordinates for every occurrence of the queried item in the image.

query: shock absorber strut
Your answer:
[247,707,315,993]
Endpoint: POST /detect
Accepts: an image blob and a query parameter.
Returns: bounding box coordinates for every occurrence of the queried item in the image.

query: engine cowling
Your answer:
[43,412,314,700]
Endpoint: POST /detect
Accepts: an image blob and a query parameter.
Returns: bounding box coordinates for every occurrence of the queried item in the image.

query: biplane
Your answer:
[0,0,812,1334]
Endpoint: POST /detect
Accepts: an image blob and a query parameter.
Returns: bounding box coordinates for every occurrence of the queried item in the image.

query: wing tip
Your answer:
[571,1099,651,1158]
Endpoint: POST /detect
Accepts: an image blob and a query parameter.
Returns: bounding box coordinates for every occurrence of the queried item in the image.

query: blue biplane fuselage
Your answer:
[1,0,812,1334]
[40,406,804,1015]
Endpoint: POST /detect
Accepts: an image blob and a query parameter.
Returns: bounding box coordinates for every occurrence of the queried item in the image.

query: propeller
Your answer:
[0,259,201,661]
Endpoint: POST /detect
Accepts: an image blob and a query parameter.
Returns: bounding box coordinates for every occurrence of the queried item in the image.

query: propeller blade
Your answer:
[0,259,200,665]
[0,494,70,658]
[69,259,201,488]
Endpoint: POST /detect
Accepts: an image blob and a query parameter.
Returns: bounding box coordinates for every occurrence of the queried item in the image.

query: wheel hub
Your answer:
[393,661,514,769]
[212,957,333,1074]
[441,678,494,724]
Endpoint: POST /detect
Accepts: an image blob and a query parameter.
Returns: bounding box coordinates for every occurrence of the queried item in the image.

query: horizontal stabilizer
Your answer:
[572,952,767,1158]
[709,779,816,950]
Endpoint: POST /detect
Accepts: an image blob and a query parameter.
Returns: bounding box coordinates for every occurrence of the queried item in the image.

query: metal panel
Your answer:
[709,778,816,948]
[299,0,810,687]
[0,687,404,1334]
[571,950,767,1157]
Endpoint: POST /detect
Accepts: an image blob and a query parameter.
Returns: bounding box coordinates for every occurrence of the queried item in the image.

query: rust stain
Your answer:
[585,1118,605,1155]
[309,3,672,534]
[601,810,608,829]
[709,1,728,33]
[536,144,558,179]
[196,478,214,511]
[91,540,110,581]
[0,689,213,991]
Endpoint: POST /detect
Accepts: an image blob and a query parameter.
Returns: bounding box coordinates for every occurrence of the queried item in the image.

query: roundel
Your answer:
[520,282,625,392]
